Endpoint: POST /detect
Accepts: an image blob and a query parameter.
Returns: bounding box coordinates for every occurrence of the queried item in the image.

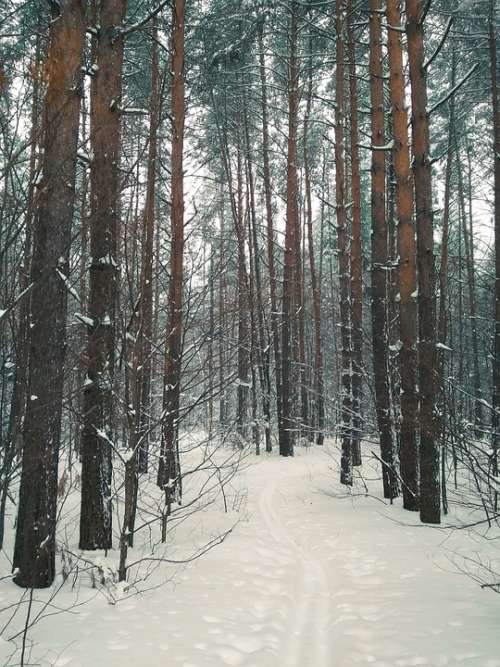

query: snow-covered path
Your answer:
[2,446,499,666]
[258,463,331,667]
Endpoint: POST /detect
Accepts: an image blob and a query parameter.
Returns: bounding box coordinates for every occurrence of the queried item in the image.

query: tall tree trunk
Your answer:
[243,89,271,451]
[295,207,309,440]
[489,0,499,508]
[465,140,483,433]
[157,0,185,523]
[235,140,250,440]
[455,147,482,434]
[246,184,260,454]
[437,53,455,395]
[335,0,352,485]
[80,0,127,550]
[134,20,160,475]
[259,25,279,452]
[369,0,398,499]
[347,0,363,465]
[1,26,44,550]
[207,252,215,439]
[406,0,440,524]
[303,33,324,446]
[120,21,160,572]
[437,51,455,511]
[218,188,227,427]
[76,90,90,462]
[387,134,401,453]
[6,24,43,463]
[280,0,299,457]
[386,0,419,511]
[13,0,84,587]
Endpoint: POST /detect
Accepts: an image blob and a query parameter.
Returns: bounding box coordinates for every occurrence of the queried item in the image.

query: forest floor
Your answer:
[1,440,500,666]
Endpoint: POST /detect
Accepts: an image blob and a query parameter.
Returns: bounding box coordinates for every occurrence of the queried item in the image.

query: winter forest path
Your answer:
[258,462,331,667]
[10,445,500,667]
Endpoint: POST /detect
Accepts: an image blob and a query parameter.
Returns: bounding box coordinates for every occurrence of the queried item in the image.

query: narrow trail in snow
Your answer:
[258,467,332,667]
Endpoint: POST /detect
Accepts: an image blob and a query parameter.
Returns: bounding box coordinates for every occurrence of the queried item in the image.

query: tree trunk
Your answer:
[13,0,84,587]
[335,0,352,486]
[6,24,43,464]
[1,25,43,550]
[295,185,308,440]
[218,188,227,427]
[406,0,440,524]
[121,20,160,562]
[157,0,185,522]
[386,0,419,511]
[243,89,271,451]
[347,0,363,465]
[280,0,299,457]
[134,22,160,475]
[369,0,398,499]
[235,140,250,440]
[489,0,500,508]
[437,53,455,395]
[259,25,280,452]
[303,33,324,446]
[437,51,455,511]
[80,0,127,550]
[455,146,482,434]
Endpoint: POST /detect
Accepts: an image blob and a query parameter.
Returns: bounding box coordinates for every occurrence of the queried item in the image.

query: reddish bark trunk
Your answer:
[369,0,398,499]
[14,0,84,587]
[386,0,419,511]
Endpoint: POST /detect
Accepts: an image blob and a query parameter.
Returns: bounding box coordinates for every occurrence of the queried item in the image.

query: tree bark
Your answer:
[13,0,84,587]
[303,32,324,446]
[386,0,419,511]
[80,0,127,550]
[406,0,440,524]
[466,141,483,434]
[218,188,227,427]
[243,89,271,451]
[335,0,352,485]
[455,146,482,433]
[369,0,398,499]
[437,51,455,507]
[489,0,500,508]
[259,25,280,452]
[157,0,185,522]
[347,0,363,465]
[234,140,250,440]
[1,25,44,551]
[133,21,160,476]
[280,0,299,457]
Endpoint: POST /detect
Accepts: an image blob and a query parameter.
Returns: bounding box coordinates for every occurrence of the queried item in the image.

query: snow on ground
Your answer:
[1,441,499,666]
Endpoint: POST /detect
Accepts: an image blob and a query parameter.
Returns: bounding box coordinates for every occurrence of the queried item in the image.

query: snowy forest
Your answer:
[0,0,499,664]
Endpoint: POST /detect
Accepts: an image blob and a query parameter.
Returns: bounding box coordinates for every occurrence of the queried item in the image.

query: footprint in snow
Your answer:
[215,646,244,666]
[106,643,129,651]
[226,635,264,654]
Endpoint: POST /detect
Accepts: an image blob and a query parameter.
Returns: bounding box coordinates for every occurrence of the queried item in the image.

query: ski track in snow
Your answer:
[258,469,330,667]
